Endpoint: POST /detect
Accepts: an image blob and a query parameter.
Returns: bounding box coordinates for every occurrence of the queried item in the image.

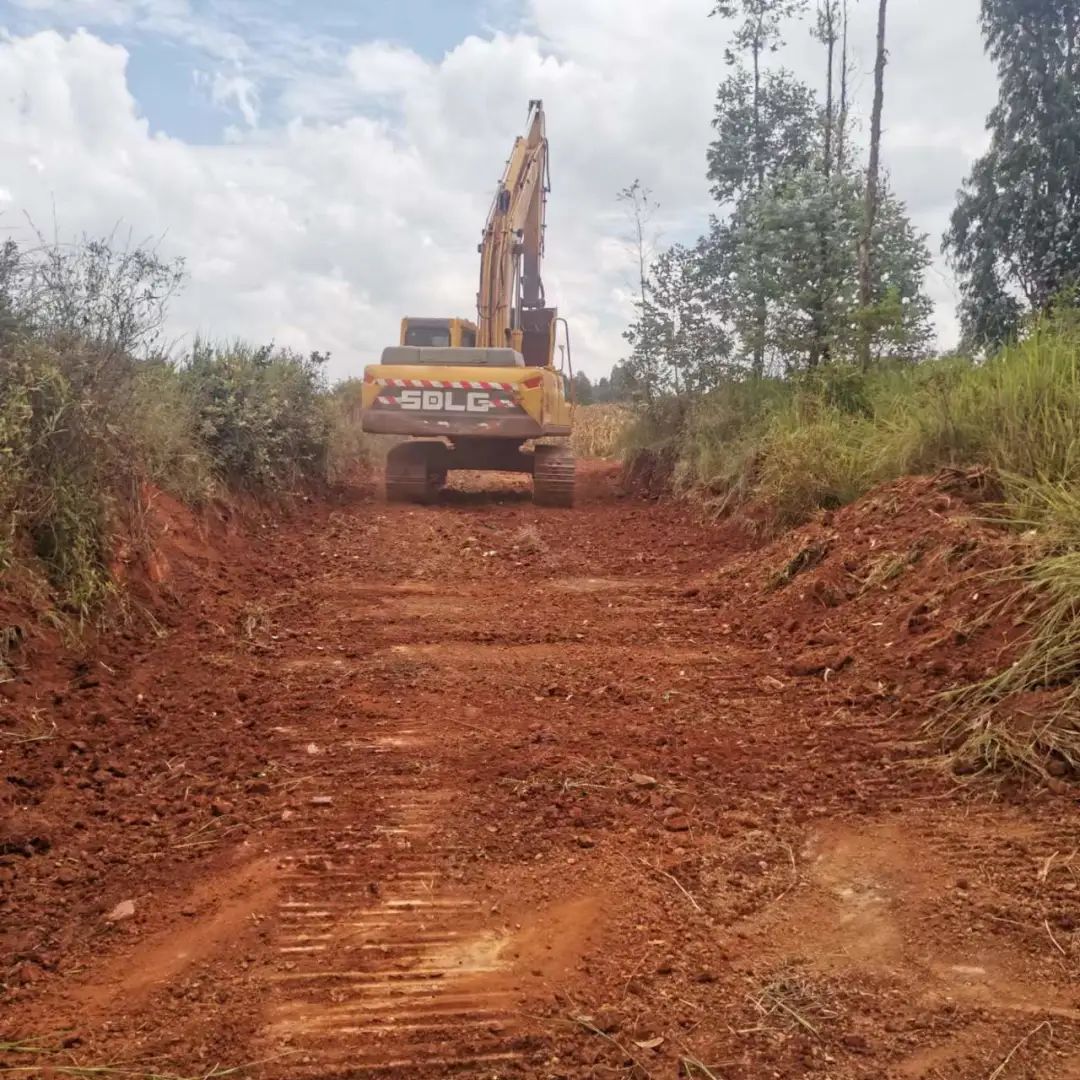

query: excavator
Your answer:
[360,100,575,506]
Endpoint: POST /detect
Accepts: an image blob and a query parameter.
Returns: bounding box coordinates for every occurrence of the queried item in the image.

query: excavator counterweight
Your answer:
[360,101,575,506]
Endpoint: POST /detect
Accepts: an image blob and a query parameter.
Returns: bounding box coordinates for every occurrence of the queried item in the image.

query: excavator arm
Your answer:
[477,100,557,366]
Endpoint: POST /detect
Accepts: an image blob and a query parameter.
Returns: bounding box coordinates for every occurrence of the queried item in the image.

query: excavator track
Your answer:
[385,442,446,504]
[532,444,575,507]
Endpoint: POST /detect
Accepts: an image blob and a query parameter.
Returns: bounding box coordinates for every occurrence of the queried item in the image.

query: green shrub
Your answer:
[182,341,333,491]
[326,378,381,481]
[0,235,371,622]
[0,343,131,615]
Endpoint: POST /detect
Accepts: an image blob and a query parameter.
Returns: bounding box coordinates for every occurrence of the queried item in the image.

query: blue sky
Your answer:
[2,0,523,141]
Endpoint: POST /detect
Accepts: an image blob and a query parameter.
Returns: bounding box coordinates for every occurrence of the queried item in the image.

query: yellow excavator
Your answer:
[360,100,575,506]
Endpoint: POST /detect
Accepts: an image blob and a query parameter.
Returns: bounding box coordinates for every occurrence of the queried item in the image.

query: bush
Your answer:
[326,378,382,482]
[0,235,369,621]
[181,341,333,491]
[1,343,136,615]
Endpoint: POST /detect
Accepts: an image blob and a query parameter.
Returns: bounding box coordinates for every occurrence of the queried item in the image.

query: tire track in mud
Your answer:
[260,710,530,1078]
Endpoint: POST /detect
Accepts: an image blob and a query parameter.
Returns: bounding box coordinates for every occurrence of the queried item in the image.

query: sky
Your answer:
[0,0,998,382]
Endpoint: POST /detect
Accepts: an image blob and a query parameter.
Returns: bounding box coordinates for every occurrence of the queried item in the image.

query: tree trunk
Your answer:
[811,0,837,369]
[823,1,835,180]
[751,30,766,377]
[837,0,849,174]
[858,0,888,371]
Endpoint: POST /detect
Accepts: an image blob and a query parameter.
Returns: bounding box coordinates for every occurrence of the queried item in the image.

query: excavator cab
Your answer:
[361,102,575,507]
[400,318,477,349]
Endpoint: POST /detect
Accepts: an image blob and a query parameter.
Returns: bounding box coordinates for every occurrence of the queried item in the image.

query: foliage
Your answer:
[628,315,1080,528]
[2,230,185,357]
[570,403,633,459]
[326,378,383,482]
[943,0,1080,351]
[706,67,819,207]
[0,235,365,620]
[712,171,933,371]
[623,243,732,395]
[181,341,332,491]
[622,0,932,384]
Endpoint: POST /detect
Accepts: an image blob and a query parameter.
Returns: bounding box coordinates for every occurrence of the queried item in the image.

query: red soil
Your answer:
[2,463,1078,1079]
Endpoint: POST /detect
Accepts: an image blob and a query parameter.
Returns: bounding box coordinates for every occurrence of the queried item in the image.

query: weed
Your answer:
[926,550,1080,782]
[746,967,838,1038]
[510,525,547,555]
[237,602,272,642]
[856,541,927,593]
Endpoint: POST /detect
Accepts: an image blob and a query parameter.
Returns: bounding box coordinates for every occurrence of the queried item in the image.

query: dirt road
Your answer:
[3,464,1079,1078]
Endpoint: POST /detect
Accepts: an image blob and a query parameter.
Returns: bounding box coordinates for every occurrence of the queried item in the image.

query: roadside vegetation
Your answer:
[612,0,1080,783]
[0,235,370,624]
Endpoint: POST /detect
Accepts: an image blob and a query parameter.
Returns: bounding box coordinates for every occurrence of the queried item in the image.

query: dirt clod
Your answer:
[105,899,136,923]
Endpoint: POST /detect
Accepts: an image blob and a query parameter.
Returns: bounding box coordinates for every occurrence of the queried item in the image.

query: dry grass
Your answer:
[571,404,632,459]
[510,524,547,555]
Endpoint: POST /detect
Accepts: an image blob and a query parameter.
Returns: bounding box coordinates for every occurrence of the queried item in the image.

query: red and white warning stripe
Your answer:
[372,377,516,391]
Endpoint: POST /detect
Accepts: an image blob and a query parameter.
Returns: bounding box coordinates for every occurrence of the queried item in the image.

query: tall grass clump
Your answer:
[627,314,1080,528]
[890,323,1080,485]
[926,479,1080,782]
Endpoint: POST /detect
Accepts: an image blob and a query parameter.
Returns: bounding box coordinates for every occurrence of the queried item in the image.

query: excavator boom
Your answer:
[477,99,554,362]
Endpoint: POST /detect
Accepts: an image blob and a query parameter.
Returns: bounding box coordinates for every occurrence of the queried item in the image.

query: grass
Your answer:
[627,318,1080,526]
[922,476,1080,782]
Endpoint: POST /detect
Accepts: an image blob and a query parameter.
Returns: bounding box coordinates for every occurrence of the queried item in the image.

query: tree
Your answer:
[944,0,1080,351]
[857,0,889,369]
[592,363,635,403]
[571,371,594,405]
[734,170,933,368]
[616,180,662,396]
[710,0,809,374]
[706,68,819,372]
[810,0,845,364]
[707,69,820,206]
[836,0,851,172]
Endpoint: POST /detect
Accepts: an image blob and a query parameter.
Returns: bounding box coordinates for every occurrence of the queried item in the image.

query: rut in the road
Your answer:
[262,713,527,1077]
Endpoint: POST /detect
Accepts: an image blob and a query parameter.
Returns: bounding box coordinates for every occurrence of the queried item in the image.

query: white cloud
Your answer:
[346,41,432,99]
[0,4,997,380]
[11,0,133,24]
[206,69,260,127]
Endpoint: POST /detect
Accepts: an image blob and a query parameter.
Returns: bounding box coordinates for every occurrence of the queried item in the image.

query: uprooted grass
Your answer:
[924,483,1080,783]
